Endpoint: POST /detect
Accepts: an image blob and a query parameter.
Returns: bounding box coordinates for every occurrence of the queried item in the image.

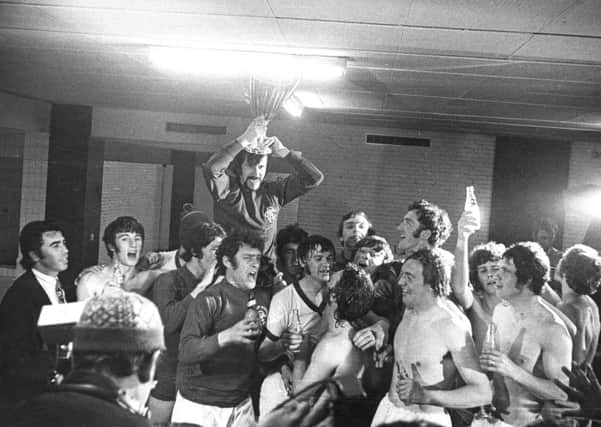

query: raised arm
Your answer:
[203,117,267,199]
[452,210,479,310]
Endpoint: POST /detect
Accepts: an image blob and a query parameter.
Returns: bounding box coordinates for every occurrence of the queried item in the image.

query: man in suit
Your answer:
[0,220,69,409]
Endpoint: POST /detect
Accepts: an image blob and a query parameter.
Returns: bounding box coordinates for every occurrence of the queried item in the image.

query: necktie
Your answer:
[55,280,66,304]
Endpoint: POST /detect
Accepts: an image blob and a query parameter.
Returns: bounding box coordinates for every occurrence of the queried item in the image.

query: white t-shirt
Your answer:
[264,282,328,343]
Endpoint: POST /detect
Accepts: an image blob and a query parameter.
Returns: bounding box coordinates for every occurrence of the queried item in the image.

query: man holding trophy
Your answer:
[202,116,324,261]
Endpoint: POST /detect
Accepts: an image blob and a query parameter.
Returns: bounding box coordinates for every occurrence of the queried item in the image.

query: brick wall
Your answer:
[98,161,170,265]
[563,141,601,249]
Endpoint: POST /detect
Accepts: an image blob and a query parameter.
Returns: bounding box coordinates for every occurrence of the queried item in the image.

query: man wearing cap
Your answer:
[7,291,165,427]
[203,117,323,261]
[0,220,69,409]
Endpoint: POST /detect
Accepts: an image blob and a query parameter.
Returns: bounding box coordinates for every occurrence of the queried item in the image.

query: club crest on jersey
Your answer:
[264,206,277,224]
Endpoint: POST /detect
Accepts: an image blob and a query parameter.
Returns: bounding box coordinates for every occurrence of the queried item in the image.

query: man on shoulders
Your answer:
[0,220,69,406]
[203,117,323,261]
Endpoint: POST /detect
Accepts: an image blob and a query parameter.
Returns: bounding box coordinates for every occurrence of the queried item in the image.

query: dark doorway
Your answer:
[490,136,571,247]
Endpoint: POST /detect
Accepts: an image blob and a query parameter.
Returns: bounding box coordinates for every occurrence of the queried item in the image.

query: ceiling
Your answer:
[1,0,601,140]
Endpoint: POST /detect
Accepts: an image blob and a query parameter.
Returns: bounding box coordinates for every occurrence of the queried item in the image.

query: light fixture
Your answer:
[283,95,304,118]
[565,184,601,219]
[148,47,345,81]
[295,91,323,109]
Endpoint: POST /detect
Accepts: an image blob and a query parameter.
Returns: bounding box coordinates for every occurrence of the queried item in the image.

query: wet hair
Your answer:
[276,223,309,261]
[19,220,65,270]
[407,200,452,247]
[337,210,375,238]
[230,150,268,178]
[297,235,336,263]
[216,229,264,274]
[404,248,453,297]
[181,222,226,262]
[73,350,157,383]
[333,264,375,323]
[503,242,550,295]
[533,217,559,239]
[102,216,145,259]
[352,235,394,263]
[557,244,601,295]
[469,241,506,291]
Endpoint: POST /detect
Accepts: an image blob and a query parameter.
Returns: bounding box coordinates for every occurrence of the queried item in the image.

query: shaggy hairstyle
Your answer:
[19,220,65,270]
[469,241,506,291]
[333,264,375,323]
[503,241,550,295]
[557,244,601,295]
[297,235,336,264]
[352,235,394,264]
[216,229,264,274]
[102,216,145,259]
[73,350,157,383]
[276,223,309,261]
[181,222,226,262]
[404,248,453,297]
[337,210,376,239]
[407,200,452,247]
[229,150,267,178]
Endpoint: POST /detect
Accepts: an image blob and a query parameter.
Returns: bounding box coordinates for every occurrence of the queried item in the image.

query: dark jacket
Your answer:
[6,370,150,427]
[0,270,55,403]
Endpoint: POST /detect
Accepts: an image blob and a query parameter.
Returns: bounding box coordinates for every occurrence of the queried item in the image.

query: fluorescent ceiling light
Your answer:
[149,47,345,81]
[283,96,304,118]
[295,91,323,109]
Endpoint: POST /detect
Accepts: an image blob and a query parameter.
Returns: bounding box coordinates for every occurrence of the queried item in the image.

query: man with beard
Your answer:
[371,249,491,427]
[480,242,572,426]
[203,117,323,261]
[172,230,269,426]
[258,235,334,417]
[333,211,375,272]
[77,216,160,299]
[0,220,69,409]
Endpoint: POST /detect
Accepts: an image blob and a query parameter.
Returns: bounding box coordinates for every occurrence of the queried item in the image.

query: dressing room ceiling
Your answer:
[1,0,600,140]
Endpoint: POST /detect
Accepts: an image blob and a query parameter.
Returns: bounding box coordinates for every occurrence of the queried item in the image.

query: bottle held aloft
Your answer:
[465,185,481,231]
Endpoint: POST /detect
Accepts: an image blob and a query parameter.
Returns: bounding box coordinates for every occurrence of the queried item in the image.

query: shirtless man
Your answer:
[258,235,334,417]
[298,265,375,389]
[453,210,505,352]
[555,244,601,365]
[77,216,160,299]
[371,249,491,427]
[480,242,572,426]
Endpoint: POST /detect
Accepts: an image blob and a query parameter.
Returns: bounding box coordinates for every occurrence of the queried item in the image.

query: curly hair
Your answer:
[102,216,144,258]
[557,244,601,295]
[404,248,453,297]
[469,241,506,291]
[407,200,452,247]
[332,264,375,323]
[503,242,550,295]
[181,222,226,262]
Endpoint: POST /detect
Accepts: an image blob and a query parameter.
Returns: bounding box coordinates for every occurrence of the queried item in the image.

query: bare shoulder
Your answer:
[433,303,472,350]
[313,331,351,363]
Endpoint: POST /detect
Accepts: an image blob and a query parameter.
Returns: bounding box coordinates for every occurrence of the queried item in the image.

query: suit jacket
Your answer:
[0,270,55,401]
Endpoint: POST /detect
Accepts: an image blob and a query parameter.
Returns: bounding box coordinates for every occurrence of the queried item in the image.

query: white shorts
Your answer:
[171,392,254,427]
[370,394,452,427]
[259,372,289,419]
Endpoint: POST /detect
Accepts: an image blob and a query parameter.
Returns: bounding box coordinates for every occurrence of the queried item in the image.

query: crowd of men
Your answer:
[1,117,601,427]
